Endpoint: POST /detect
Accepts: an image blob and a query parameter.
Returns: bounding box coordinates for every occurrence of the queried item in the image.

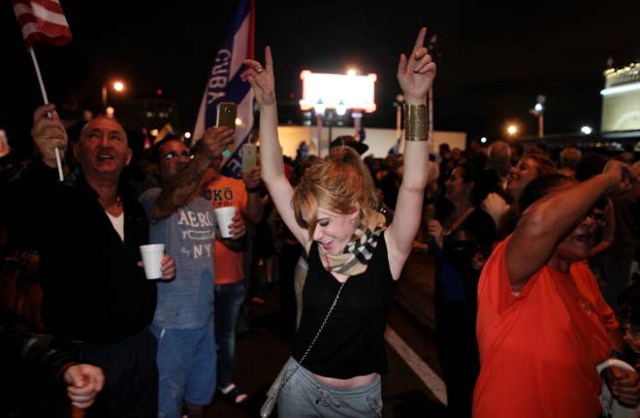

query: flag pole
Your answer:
[29,48,50,104]
[193,0,255,179]
[29,47,64,182]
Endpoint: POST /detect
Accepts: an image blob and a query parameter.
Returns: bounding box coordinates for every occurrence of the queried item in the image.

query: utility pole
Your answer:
[530,95,546,138]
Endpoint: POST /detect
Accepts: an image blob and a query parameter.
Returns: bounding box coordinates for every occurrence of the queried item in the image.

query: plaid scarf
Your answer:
[317,211,387,276]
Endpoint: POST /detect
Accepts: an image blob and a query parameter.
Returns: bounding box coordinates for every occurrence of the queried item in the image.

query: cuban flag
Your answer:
[193,0,255,179]
[12,0,72,50]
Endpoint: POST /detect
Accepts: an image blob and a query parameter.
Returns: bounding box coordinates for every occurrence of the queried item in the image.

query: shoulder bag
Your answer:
[260,279,347,418]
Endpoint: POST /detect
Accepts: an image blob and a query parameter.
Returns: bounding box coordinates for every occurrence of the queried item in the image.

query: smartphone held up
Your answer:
[216,102,237,130]
[216,102,237,158]
[242,143,257,172]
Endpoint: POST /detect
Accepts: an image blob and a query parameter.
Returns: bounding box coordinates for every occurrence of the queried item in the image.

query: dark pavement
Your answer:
[204,250,443,418]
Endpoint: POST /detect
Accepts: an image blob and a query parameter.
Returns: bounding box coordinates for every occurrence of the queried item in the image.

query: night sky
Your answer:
[2,0,639,154]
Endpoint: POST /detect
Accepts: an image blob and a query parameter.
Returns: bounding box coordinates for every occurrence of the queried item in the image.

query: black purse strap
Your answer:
[277,279,347,391]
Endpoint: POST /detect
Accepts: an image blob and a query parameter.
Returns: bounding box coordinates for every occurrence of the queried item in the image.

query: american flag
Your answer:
[193,0,255,179]
[12,0,72,49]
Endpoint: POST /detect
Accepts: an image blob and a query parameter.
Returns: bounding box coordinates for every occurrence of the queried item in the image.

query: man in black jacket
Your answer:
[7,104,175,417]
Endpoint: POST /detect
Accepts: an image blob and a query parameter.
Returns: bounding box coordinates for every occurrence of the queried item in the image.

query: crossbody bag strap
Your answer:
[278,279,347,390]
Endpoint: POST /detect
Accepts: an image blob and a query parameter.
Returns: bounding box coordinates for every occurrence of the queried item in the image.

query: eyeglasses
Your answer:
[161,150,191,161]
[583,209,607,223]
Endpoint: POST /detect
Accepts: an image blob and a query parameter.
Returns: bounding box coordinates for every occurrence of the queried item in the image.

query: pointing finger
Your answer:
[264,46,273,72]
[411,27,427,59]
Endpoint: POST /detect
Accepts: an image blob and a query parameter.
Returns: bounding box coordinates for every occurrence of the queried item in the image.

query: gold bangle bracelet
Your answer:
[404,104,428,142]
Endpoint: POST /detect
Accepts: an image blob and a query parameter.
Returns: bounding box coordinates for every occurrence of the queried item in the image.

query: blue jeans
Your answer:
[278,360,382,418]
[150,317,216,418]
[215,280,247,389]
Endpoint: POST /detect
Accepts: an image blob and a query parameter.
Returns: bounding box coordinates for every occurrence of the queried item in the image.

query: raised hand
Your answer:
[242,165,261,190]
[31,103,68,167]
[198,126,235,161]
[603,159,640,195]
[241,46,276,107]
[397,27,437,103]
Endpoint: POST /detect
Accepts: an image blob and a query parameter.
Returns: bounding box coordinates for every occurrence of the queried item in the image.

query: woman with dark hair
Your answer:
[428,160,497,417]
[473,162,640,418]
[495,153,557,238]
[506,154,557,203]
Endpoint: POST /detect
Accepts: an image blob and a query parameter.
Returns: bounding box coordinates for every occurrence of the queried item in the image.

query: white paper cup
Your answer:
[140,244,165,280]
[215,206,236,239]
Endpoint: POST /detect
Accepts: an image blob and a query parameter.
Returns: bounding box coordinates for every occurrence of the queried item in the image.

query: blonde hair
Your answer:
[292,146,379,235]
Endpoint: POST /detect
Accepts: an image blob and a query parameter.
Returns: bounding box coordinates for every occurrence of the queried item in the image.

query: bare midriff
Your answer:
[310,371,378,389]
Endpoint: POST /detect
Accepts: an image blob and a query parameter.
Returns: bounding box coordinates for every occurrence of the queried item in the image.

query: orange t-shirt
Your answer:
[205,176,247,285]
[473,236,618,418]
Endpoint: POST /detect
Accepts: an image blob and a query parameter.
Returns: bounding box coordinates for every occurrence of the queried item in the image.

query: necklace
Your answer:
[104,195,123,217]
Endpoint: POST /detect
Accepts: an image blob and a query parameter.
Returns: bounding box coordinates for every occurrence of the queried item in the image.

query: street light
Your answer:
[314,99,349,157]
[314,99,326,157]
[529,95,545,138]
[581,125,593,135]
[506,123,519,138]
[102,79,126,112]
[351,110,363,141]
[328,100,348,146]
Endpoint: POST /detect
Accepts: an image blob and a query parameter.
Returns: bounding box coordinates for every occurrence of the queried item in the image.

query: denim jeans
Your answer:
[215,280,247,389]
[149,317,216,418]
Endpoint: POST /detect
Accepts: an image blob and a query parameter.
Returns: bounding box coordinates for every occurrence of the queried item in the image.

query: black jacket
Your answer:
[0,306,79,382]
[10,171,156,342]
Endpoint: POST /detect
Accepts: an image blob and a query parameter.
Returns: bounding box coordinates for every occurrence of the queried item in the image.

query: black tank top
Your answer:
[292,234,397,378]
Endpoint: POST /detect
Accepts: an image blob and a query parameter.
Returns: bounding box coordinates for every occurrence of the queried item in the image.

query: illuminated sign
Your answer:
[299,71,377,112]
[601,62,640,131]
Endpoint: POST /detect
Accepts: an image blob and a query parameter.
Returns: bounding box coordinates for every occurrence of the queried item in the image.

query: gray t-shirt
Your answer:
[139,187,216,329]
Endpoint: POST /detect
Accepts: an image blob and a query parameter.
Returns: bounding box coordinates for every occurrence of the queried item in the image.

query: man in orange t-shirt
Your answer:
[474,166,640,418]
[205,162,261,405]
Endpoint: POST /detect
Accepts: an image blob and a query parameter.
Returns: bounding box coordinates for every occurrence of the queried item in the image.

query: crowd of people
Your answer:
[1,25,640,418]
[427,138,640,417]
